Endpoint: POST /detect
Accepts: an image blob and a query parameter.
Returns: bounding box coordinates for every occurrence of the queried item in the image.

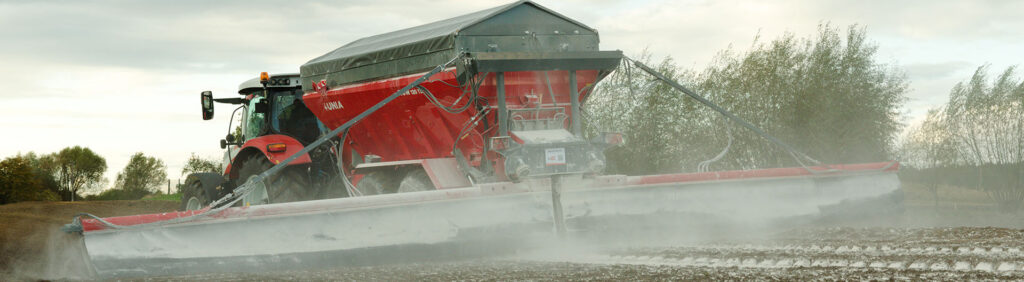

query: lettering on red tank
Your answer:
[313,79,344,112]
[324,101,344,111]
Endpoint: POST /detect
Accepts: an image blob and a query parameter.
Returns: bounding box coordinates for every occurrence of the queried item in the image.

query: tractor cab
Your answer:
[235,74,324,144]
[201,73,326,149]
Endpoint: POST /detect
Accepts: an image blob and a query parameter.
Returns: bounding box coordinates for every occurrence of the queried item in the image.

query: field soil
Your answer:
[0,200,178,279]
[2,183,1023,280]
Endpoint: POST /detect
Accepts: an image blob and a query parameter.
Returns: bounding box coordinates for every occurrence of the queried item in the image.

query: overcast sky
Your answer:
[1,0,1020,191]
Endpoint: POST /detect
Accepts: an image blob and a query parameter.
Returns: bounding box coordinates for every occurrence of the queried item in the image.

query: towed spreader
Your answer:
[64,1,902,278]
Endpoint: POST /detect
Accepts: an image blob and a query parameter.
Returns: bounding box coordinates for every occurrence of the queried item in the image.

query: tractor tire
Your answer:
[397,168,435,193]
[236,155,315,204]
[322,175,352,199]
[355,171,399,196]
[179,177,210,211]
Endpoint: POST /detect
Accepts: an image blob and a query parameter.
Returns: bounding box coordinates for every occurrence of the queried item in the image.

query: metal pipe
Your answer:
[569,70,581,135]
[497,72,508,136]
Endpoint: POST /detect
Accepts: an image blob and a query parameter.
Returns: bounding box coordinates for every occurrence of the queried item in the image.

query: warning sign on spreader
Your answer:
[545,148,566,166]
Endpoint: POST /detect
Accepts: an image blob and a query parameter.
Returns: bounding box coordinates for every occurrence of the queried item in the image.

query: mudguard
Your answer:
[227,134,312,178]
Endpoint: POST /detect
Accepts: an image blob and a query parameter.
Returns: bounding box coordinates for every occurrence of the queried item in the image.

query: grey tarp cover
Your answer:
[299,0,601,91]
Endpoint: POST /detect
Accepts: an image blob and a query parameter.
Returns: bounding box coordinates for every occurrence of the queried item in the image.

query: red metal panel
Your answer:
[303,69,599,175]
[237,134,312,165]
[80,210,207,231]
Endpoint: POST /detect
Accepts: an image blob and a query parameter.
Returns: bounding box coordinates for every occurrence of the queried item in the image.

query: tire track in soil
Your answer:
[516,243,1024,278]
[512,227,1024,279]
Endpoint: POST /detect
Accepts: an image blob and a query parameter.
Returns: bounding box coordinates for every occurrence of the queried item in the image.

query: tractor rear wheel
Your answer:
[179,177,210,211]
[397,168,434,193]
[355,171,399,196]
[236,155,315,204]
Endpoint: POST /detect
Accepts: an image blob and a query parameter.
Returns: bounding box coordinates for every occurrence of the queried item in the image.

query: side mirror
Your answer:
[201,91,214,120]
[253,99,269,114]
[221,134,240,149]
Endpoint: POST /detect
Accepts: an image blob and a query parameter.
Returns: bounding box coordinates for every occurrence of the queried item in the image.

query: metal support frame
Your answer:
[496,72,509,136]
[550,175,566,238]
[569,70,581,135]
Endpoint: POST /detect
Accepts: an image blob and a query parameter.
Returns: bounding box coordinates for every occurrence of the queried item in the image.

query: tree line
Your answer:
[899,66,1024,211]
[586,24,908,175]
[584,23,1021,211]
[1,148,221,204]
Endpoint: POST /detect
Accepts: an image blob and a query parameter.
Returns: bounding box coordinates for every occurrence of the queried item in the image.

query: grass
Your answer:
[143,193,182,202]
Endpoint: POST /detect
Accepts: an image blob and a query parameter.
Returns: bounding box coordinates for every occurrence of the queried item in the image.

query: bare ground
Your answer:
[0,200,177,279]
[130,226,1024,281]
[2,183,1024,281]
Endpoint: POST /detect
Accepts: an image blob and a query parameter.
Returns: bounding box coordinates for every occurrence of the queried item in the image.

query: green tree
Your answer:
[587,24,907,174]
[181,153,223,177]
[942,65,1023,210]
[114,152,168,199]
[586,52,701,174]
[943,65,1024,166]
[900,65,1023,212]
[0,156,59,204]
[49,146,107,201]
[18,152,61,197]
[695,24,907,166]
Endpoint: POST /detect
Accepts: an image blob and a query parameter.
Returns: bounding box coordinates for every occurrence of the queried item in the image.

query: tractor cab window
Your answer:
[244,96,267,140]
[271,90,322,143]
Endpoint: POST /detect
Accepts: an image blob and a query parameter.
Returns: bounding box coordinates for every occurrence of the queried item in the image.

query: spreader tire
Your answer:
[237,155,315,204]
[356,171,399,196]
[179,176,210,211]
[397,168,435,193]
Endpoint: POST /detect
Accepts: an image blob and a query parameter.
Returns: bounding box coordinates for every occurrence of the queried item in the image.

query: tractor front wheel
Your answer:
[236,155,315,205]
[179,177,210,211]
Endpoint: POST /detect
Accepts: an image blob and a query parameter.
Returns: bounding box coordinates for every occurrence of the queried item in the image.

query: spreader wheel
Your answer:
[355,171,399,196]
[237,155,315,204]
[398,168,435,193]
[179,177,210,211]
